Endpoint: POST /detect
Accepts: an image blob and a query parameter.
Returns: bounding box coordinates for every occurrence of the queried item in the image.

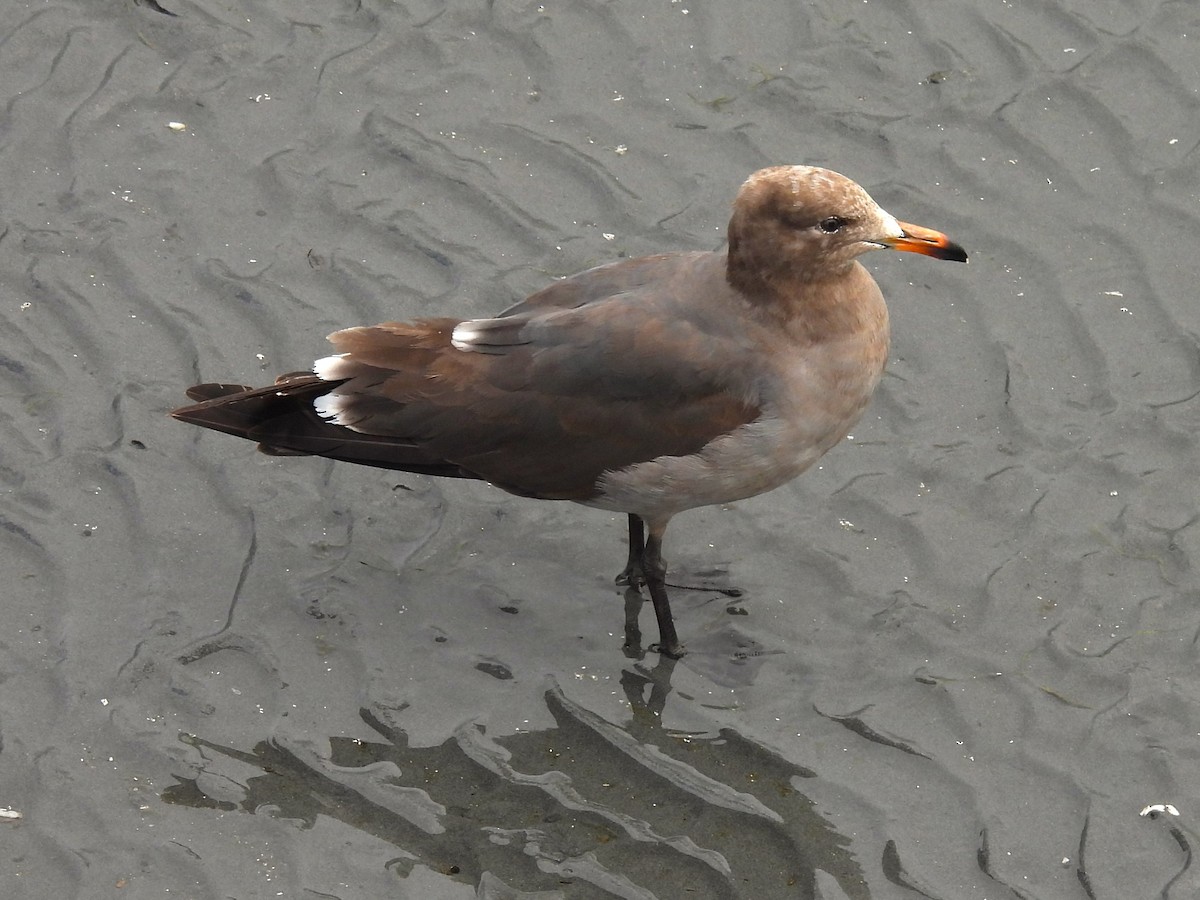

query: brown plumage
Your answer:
[172,165,967,657]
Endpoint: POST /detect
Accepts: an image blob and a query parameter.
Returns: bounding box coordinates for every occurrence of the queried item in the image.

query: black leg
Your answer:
[616,513,645,586]
[615,514,684,657]
[643,525,684,658]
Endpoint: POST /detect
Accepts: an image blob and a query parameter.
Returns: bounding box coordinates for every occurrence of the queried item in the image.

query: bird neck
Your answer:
[731,259,888,345]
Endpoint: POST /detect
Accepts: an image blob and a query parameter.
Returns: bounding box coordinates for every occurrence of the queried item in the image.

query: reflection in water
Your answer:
[165,660,874,898]
[621,582,783,690]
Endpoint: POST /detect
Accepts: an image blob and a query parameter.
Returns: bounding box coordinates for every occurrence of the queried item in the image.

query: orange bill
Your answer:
[886,221,968,262]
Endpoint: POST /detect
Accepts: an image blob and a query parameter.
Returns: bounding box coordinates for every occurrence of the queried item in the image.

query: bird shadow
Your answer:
[162,665,878,898]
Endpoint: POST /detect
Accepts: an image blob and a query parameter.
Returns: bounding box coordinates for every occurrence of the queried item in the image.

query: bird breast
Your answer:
[587,278,890,522]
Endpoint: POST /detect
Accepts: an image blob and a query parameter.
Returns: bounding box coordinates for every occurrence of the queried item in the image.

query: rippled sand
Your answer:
[1,1,1198,897]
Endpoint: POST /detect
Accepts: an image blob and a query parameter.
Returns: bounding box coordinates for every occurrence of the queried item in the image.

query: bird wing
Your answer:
[317,288,763,499]
[172,251,763,500]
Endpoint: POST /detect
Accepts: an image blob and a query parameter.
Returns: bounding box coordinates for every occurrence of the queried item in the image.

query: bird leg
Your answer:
[616,513,646,586]
[615,513,684,657]
[642,522,684,658]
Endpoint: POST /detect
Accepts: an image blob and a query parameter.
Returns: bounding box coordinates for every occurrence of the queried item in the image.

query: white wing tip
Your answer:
[314,353,352,380]
[451,321,482,351]
[313,392,347,423]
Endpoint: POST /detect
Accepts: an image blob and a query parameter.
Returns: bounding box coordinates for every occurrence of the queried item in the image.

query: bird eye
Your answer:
[818,216,845,234]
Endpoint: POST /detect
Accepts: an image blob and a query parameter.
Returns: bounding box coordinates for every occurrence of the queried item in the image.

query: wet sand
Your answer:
[1,1,1198,897]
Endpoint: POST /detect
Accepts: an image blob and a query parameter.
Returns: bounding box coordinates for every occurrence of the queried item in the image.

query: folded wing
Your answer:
[172,254,762,500]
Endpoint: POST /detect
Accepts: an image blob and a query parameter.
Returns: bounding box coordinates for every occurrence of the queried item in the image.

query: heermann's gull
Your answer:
[171,165,967,657]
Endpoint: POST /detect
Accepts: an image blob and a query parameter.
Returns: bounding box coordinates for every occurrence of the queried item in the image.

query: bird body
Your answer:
[172,166,967,656]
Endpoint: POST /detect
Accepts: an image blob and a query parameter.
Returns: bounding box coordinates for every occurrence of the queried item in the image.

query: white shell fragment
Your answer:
[1139,803,1180,817]
[0,808,22,821]
[167,121,187,132]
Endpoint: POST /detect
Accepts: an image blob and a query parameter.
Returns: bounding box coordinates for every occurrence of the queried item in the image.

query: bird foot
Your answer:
[621,584,687,657]
[615,562,643,588]
[648,638,686,659]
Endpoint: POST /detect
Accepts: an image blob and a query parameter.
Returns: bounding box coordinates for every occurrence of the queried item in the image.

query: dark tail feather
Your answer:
[171,376,325,443]
[170,375,478,480]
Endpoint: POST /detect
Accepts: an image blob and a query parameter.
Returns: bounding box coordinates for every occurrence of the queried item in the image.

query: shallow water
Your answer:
[2,1,1199,897]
